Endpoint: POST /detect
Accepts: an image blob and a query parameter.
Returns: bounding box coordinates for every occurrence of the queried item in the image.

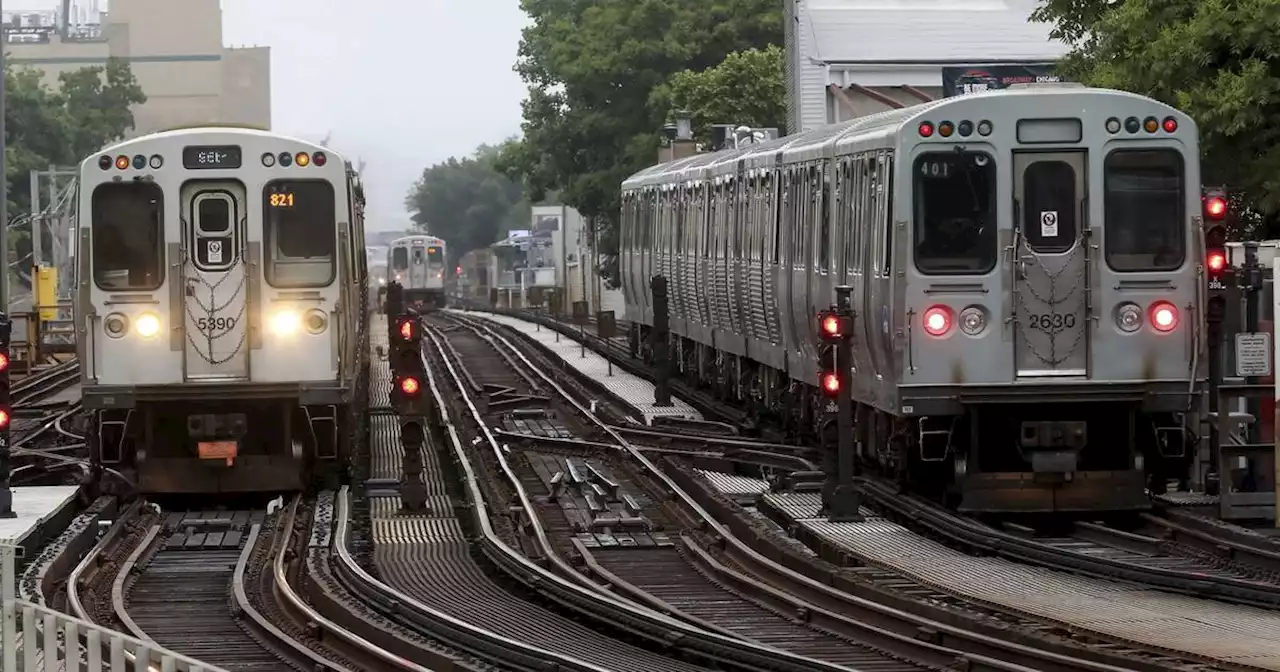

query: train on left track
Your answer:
[384,235,448,310]
[76,126,370,494]
[621,84,1208,515]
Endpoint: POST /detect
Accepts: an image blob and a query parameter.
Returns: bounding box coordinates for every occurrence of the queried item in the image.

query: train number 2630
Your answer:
[196,316,237,331]
[1028,313,1076,330]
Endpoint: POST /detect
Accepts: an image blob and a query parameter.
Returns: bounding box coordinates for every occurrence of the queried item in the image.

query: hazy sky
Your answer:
[219,0,531,230]
[18,0,531,230]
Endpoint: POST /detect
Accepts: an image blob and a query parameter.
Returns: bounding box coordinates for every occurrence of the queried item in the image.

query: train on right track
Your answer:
[620,84,1208,514]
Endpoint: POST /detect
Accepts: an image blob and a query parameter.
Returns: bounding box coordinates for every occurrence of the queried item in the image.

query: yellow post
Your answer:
[35,266,57,321]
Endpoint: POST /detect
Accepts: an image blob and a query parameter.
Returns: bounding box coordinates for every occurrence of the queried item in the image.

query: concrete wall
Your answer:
[6,0,270,136]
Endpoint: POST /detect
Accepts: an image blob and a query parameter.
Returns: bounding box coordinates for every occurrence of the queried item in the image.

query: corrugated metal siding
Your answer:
[785,0,800,134]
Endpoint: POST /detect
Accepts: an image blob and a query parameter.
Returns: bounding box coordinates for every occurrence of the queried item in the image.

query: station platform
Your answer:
[0,485,80,558]
[450,310,701,425]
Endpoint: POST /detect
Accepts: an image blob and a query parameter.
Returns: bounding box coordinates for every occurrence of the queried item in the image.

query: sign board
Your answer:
[1236,332,1272,376]
[571,300,590,324]
[597,311,617,339]
[1039,211,1058,237]
[942,64,1063,97]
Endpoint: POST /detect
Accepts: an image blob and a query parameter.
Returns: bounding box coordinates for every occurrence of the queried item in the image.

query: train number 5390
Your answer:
[196,316,237,331]
[1028,313,1076,330]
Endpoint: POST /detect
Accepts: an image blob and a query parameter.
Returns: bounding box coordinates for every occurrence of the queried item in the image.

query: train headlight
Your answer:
[378,277,386,285]
[1115,303,1143,332]
[304,309,328,335]
[104,313,129,338]
[958,306,986,335]
[271,310,300,335]
[135,313,160,339]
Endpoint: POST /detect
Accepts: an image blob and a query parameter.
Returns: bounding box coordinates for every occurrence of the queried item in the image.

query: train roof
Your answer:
[623,85,1188,188]
[387,235,444,247]
[87,126,349,167]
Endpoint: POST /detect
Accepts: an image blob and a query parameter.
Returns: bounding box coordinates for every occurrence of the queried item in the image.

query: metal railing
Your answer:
[0,545,224,671]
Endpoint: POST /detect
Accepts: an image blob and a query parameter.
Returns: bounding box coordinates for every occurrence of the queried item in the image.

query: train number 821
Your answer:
[196,316,237,331]
[1028,313,1076,330]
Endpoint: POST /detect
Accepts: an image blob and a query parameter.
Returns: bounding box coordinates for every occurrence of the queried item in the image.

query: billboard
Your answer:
[942,64,1063,98]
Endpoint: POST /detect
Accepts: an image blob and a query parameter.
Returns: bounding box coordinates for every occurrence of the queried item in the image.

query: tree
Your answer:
[500,0,782,284]
[405,141,529,259]
[4,57,146,272]
[651,44,786,144]
[1031,0,1280,236]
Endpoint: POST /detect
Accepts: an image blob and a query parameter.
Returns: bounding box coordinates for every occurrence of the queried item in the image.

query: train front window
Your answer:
[913,152,997,274]
[392,247,408,270]
[91,182,165,291]
[263,180,336,287]
[1104,149,1186,271]
[427,245,444,266]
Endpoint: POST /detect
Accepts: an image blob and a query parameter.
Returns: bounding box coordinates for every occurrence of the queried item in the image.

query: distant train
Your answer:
[622,84,1206,514]
[77,127,369,494]
[386,235,447,309]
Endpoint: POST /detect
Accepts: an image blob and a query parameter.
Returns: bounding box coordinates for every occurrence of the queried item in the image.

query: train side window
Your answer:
[819,165,831,271]
[91,182,165,291]
[867,157,880,275]
[1104,149,1186,271]
[392,247,408,270]
[913,151,998,275]
[263,180,336,288]
[882,153,895,275]
[852,157,866,275]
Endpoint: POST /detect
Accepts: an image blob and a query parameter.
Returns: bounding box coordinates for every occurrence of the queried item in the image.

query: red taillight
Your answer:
[820,372,840,396]
[922,306,952,336]
[399,377,420,395]
[918,122,934,137]
[1205,196,1227,219]
[1149,301,1178,332]
[1207,250,1226,272]
[313,151,327,166]
[398,319,414,340]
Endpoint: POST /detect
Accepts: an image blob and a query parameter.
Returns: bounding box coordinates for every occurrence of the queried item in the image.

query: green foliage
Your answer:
[500,0,782,283]
[405,141,530,259]
[651,44,787,143]
[5,57,146,268]
[1031,0,1280,237]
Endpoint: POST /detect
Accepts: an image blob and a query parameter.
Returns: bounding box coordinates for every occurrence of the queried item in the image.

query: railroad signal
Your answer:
[818,343,842,399]
[817,310,853,343]
[396,375,421,397]
[1203,188,1229,288]
[396,315,419,342]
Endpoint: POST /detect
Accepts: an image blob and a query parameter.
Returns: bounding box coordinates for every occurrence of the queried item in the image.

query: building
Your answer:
[785,0,1068,132]
[490,205,623,315]
[4,0,270,134]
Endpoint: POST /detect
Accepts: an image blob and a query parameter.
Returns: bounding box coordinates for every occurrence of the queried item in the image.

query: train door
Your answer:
[181,181,250,381]
[1012,152,1089,378]
[407,243,429,290]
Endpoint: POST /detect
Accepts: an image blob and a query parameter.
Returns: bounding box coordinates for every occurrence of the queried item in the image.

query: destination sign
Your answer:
[182,145,243,170]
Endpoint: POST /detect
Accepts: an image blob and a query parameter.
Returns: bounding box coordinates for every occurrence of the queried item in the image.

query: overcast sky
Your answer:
[17,0,530,231]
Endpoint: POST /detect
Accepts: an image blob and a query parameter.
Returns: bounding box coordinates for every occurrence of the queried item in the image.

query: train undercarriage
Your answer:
[404,288,447,311]
[631,325,1195,514]
[87,389,360,495]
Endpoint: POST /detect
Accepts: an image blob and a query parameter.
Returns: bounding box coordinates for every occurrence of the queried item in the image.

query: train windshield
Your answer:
[913,151,998,274]
[1104,149,1186,271]
[427,245,444,266]
[263,180,336,287]
[91,182,165,290]
[392,247,408,270]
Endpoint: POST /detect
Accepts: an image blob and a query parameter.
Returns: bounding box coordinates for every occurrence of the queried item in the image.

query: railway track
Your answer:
[13,358,80,410]
[429,310,1163,672]
[66,497,398,671]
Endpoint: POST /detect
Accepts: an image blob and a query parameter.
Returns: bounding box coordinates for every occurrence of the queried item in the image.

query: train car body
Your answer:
[455,248,494,306]
[386,235,447,309]
[622,85,1206,513]
[76,127,369,494]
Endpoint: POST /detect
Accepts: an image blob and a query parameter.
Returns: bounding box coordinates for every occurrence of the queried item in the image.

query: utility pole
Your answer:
[0,2,14,519]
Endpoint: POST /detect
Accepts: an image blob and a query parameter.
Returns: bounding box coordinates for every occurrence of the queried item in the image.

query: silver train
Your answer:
[386,235,447,309]
[621,85,1207,513]
[77,127,369,494]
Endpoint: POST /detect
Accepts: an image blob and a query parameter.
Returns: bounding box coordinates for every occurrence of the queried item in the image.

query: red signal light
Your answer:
[399,377,421,395]
[0,352,9,372]
[398,319,415,340]
[0,409,10,429]
[820,372,841,397]
[1205,196,1227,219]
[1207,250,1227,273]
[820,313,840,337]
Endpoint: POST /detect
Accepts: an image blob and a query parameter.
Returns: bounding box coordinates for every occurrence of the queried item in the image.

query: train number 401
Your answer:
[196,316,237,331]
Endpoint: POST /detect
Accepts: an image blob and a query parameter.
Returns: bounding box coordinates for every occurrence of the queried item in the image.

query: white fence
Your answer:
[0,545,224,671]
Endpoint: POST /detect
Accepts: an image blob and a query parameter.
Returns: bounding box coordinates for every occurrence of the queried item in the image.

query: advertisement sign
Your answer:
[942,64,1063,97]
